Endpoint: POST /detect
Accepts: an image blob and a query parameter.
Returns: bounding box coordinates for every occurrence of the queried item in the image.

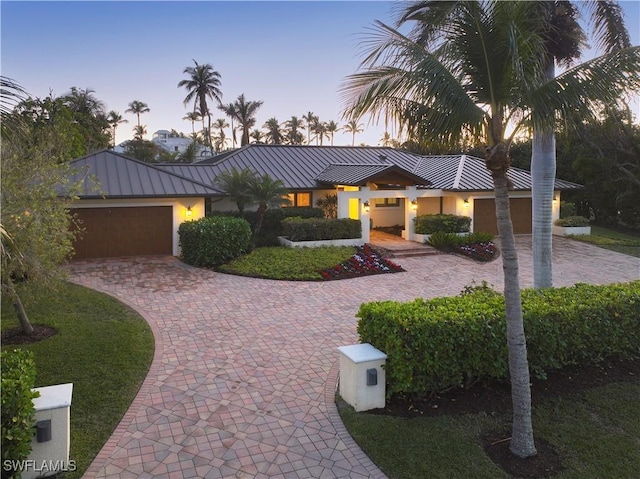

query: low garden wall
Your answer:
[278,236,365,248]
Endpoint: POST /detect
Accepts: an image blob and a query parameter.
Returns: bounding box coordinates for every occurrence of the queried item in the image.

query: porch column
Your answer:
[361,187,371,243]
[405,186,418,242]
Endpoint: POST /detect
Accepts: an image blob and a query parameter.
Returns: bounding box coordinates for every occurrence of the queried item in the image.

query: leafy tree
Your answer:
[62,86,106,116]
[215,167,257,213]
[342,120,364,146]
[178,60,223,150]
[342,1,548,458]
[1,81,80,335]
[284,115,305,145]
[263,117,284,144]
[125,100,150,128]
[124,138,173,163]
[107,110,128,147]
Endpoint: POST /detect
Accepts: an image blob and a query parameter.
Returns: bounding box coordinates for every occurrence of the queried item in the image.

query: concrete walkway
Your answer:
[67,237,639,479]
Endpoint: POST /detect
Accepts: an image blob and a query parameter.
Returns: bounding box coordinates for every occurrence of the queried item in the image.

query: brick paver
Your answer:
[67,236,639,478]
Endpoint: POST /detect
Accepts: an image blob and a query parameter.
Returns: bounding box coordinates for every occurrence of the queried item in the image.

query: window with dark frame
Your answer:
[374,198,401,207]
[286,192,312,207]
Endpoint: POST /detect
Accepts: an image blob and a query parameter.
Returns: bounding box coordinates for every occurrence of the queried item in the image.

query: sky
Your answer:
[2,1,639,148]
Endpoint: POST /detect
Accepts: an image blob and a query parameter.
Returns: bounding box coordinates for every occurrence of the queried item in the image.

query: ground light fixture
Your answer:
[363,201,370,213]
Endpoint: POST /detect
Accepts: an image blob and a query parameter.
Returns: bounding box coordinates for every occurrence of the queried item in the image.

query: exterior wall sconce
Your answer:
[410,199,418,211]
[186,206,193,217]
[553,196,558,204]
[463,198,470,207]
[363,201,370,213]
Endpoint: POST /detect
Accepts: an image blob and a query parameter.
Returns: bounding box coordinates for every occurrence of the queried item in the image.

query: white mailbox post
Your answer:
[337,343,387,412]
[24,383,73,479]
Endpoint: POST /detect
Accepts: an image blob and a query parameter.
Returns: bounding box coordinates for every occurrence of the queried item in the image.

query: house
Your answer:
[112,130,213,158]
[67,145,581,259]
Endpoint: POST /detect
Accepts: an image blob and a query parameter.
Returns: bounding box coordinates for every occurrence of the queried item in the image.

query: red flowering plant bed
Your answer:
[453,242,498,262]
[320,244,405,280]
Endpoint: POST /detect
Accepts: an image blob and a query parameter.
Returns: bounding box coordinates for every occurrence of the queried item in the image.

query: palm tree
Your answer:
[325,120,340,146]
[342,1,546,458]
[230,94,264,146]
[106,111,128,147]
[132,124,147,141]
[311,118,329,145]
[211,118,229,152]
[247,173,291,238]
[178,60,223,150]
[342,120,364,146]
[302,111,318,144]
[529,1,632,288]
[344,0,640,458]
[263,117,284,144]
[183,111,201,136]
[250,129,264,143]
[219,102,238,148]
[62,87,106,116]
[125,100,150,128]
[215,167,257,213]
[284,115,305,145]
[379,131,393,147]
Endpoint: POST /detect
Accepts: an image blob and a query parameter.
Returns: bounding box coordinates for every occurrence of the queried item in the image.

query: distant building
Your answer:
[112,130,213,159]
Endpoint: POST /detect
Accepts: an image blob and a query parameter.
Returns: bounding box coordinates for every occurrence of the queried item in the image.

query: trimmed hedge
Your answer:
[357,281,640,397]
[427,231,494,248]
[214,207,324,246]
[414,214,471,234]
[1,349,39,475]
[554,215,590,227]
[178,216,252,267]
[282,217,362,241]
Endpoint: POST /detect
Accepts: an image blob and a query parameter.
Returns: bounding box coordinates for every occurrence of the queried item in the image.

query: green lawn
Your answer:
[568,225,640,257]
[339,381,640,479]
[218,245,356,280]
[1,283,154,478]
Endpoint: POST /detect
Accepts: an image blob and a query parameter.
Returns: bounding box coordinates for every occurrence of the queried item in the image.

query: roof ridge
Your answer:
[452,155,466,189]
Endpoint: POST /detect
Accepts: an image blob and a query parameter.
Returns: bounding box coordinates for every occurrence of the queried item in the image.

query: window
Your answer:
[374,198,400,207]
[286,192,312,207]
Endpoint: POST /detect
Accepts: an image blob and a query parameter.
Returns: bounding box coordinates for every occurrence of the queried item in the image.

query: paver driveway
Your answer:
[67,236,639,479]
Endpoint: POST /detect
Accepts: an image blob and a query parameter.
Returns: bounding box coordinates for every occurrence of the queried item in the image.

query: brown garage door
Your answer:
[71,206,173,259]
[473,198,532,235]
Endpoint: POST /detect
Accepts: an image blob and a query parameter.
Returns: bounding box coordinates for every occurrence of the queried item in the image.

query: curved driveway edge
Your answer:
[67,237,638,478]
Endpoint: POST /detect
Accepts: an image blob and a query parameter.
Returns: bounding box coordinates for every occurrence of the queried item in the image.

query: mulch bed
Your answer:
[1,325,59,345]
[366,356,639,478]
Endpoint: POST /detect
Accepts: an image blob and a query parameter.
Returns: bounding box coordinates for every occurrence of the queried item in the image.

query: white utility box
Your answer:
[337,343,387,412]
[23,383,74,479]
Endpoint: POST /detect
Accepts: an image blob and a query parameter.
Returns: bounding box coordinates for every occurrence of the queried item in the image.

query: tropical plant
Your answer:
[107,110,128,147]
[215,167,257,213]
[132,124,147,141]
[302,111,318,144]
[263,117,284,144]
[325,120,340,146]
[218,102,238,148]
[250,129,264,143]
[225,94,263,147]
[341,1,549,458]
[125,100,150,129]
[211,117,229,152]
[342,119,364,146]
[316,193,338,218]
[247,173,291,238]
[310,118,329,145]
[62,87,106,116]
[178,60,223,150]
[183,110,201,136]
[284,115,305,145]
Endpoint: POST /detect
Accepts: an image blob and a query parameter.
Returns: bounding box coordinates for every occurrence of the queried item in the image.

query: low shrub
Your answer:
[414,214,471,234]
[282,217,361,241]
[554,216,590,227]
[1,349,39,475]
[178,216,252,267]
[357,281,640,397]
[427,231,464,248]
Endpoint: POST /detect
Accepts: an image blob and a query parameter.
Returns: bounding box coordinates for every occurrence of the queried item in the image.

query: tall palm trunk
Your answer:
[532,59,556,289]
[491,168,536,458]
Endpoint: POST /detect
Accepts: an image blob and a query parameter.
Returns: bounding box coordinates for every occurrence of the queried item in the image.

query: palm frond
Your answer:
[588,0,631,53]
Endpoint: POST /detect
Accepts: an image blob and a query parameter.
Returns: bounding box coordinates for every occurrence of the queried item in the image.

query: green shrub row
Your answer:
[427,231,494,248]
[214,207,324,246]
[178,216,252,267]
[357,281,640,397]
[554,215,590,227]
[414,214,471,234]
[282,217,362,241]
[1,349,39,474]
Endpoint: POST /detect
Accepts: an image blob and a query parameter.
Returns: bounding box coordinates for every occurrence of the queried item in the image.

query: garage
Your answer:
[473,198,532,235]
[72,206,173,259]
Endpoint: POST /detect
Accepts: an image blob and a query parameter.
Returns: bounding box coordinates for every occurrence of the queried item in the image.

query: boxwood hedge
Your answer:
[282,217,361,241]
[414,214,471,234]
[178,216,252,267]
[357,281,640,397]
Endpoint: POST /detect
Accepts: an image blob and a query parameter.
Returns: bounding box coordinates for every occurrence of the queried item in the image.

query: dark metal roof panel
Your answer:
[68,150,223,198]
[315,164,393,185]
